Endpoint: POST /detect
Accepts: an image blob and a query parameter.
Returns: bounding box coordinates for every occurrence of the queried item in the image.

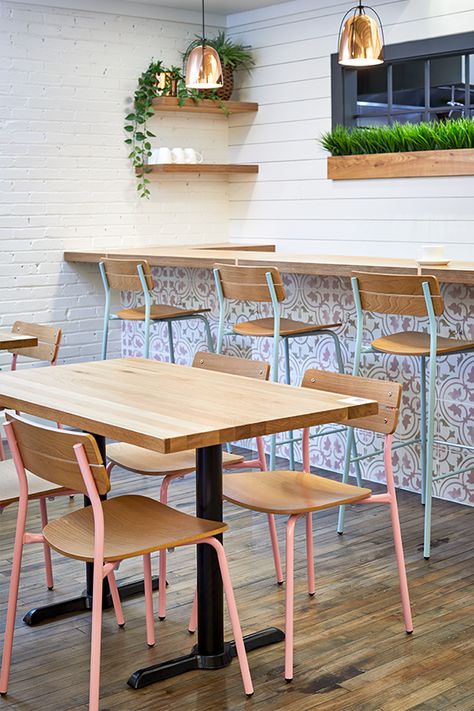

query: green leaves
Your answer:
[319,119,474,156]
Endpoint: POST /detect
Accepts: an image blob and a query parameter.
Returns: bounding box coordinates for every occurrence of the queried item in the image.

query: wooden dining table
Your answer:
[0,331,38,351]
[0,357,377,690]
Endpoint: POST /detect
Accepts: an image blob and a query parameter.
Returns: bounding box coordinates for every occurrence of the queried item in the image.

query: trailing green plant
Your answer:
[125,58,233,198]
[182,30,255,71]
[319,118,474,157]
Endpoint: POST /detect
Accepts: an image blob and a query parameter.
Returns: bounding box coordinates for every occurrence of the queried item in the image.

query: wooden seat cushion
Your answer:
[223,470,371,515]
[115,304,210,321]
[43,495,227,562]
[0,459,69,507]
[372,331,474,357]
[107,442,244,475]
[232,317,341,338]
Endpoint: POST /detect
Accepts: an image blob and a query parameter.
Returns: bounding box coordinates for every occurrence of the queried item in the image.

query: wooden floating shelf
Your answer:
[328,147,474,180]
[151,97,258,115]
[140,163,258,174]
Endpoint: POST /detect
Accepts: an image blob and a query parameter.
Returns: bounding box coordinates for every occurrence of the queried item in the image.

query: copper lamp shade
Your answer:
[185,44,223,89]
[338,3,384,67]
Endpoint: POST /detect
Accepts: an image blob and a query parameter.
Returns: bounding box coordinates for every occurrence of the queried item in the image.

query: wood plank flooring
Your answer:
[0,451,473,710]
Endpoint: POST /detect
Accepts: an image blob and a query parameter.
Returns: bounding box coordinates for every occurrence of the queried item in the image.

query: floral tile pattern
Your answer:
[122,267,474,507]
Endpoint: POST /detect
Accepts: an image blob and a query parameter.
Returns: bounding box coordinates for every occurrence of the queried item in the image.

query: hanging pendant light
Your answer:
[338,0,384,67]
[186,0,223,89]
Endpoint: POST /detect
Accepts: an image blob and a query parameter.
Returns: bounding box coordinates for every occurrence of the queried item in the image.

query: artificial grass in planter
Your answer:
[320,119,474,157]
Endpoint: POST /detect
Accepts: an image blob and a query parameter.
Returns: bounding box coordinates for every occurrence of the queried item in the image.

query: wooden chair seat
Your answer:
[44,494,227,562]
[0,459,68,507]
[223,470,371,515]
[232,317,341,338]
[115,304,210,321]
[372,331,474,356]
[106,442,244,475]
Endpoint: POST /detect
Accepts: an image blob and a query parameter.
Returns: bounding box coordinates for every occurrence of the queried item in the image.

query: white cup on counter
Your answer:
[150,146,173,164]
[183,148,204,164]
[417,244,446,262]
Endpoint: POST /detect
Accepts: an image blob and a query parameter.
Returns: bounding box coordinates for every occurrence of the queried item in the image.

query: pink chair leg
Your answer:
[158,475,172,620]
[285,515,299,682]
[0,494,27,694]
[89,561,104,711]
[202,538,254,696]
[143,554,156,647]
[384,437,413,633]
[107,570,125,628]
[188,588,197,634]
[39,497,54,590]
[306,513,315,596]
[0,435,5,461]
[267,514,284,585]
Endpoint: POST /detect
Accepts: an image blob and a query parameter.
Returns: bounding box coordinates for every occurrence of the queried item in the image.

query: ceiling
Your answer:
[136,0,290,14]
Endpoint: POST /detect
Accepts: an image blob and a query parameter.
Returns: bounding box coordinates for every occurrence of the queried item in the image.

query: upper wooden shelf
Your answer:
[151,97,259,115]
[141,163,258,174]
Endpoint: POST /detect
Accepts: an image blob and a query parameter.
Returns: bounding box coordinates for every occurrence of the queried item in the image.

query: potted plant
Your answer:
[320,119,474,180]
[182,31,255,101]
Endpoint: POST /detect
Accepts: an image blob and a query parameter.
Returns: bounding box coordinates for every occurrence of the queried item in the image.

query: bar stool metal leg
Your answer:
[420,355,427,505]
[167,321,175,363]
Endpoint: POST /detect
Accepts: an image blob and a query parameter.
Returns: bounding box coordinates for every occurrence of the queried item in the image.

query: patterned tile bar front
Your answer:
[122,267,474,507]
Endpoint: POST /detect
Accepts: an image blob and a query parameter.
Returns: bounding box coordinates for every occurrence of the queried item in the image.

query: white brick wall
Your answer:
[1,1,227,368]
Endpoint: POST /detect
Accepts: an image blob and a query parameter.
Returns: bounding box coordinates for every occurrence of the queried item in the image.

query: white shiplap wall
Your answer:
[227,0,474,260]
[0,0,226,366]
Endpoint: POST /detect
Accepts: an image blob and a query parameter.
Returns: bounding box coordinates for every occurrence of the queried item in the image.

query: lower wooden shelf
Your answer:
[328,147,474,180]
[139,163,258,175]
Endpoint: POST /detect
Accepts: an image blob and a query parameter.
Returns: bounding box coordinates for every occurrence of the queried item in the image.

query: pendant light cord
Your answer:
[202,0,206,43]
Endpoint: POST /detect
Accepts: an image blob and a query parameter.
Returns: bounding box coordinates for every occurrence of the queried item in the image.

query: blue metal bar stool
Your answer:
[338,271,474,559]
[99,258,213,360]
[213,263,347,470]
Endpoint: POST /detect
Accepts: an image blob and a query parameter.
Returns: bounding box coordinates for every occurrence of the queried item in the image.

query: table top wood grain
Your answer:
[0,331,38,351]
[0,358,378,454]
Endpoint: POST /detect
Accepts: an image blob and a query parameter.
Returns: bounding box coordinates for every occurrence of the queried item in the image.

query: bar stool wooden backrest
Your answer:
[5,412,109,496]
[192,350,270,380]
[352,272,444,317]
[213,264,285,303]
[100,258,155,293]
[302,369,402,435]
[7,321,62,366]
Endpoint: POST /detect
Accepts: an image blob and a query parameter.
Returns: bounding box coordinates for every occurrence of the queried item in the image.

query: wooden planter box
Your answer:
[327,147,474,180]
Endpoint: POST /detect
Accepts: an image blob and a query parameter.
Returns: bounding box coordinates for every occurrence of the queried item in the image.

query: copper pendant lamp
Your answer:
[185,0,223,89]
[338,0,384,67]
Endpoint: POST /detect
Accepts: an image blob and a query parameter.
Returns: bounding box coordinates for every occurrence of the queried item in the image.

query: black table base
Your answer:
[23,576,160,626]
[128,627,284,689]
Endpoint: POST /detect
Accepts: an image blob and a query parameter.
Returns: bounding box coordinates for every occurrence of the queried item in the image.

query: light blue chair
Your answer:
[99,258,213,360]
[212,263,358,472]
[338,271,474,559]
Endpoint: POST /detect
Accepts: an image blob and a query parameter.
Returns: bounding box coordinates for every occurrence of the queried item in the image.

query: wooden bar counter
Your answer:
[64,243,474,285]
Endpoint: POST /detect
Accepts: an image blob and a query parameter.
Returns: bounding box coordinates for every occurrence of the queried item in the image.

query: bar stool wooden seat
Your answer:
[213,264,346,471]
[107,352,284,622]
[221,369,413,682]
[99,258,213,360]
[344,272,474,559]
[0,321,70,591]
[0,413,253,710]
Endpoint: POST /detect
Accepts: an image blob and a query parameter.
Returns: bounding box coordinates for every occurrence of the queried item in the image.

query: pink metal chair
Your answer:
[221,369,414,681]
[0,413,253,709]
[106,351,284,622]
[0,321,70,590]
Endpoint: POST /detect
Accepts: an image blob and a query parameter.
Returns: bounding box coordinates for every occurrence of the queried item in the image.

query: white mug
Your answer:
[418,244,445,261]
[154,147,172,164]
[183,148,204,164]
[171,147,185,163]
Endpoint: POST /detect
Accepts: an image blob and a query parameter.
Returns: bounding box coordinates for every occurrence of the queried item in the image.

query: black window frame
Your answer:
[331,31,474,128]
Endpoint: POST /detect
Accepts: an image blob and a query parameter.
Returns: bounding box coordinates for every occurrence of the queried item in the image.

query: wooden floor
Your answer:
[1,452,473,711]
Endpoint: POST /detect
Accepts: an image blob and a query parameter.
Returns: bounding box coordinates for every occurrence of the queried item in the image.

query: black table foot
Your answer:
[23,576,161,626]
[128,626,284,689]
